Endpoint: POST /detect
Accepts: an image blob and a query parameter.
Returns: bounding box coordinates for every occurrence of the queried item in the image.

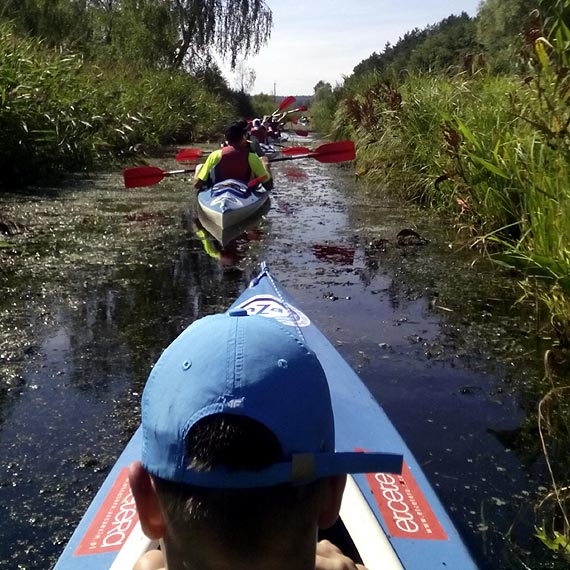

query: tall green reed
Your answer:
[334,66,569,339]
[0,23,234,186]
[329,5,570,555]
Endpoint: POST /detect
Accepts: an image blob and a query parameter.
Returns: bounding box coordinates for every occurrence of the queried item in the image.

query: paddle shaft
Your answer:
[271,154,318,163]
[165,169,193,176]
[286,106,308,114]
[124,165,267,189]
[124,141,354,187]
[269,141,355,164]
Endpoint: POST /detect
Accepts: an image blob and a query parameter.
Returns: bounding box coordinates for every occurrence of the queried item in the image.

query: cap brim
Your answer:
[169,451,403,489]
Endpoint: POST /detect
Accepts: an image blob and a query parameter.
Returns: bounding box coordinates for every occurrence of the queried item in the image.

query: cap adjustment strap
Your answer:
[291,453,316,484]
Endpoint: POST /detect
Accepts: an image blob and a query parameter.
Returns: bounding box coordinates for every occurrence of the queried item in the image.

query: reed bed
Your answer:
[328,25,570,560]
[334,67,570,340]
[0,23,233,186]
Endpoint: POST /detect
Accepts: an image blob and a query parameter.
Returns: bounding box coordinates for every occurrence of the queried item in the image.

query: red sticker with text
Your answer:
[362,457,448,540]
[75,468,139,556]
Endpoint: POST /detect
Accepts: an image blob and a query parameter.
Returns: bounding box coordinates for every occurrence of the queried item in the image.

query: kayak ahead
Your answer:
[259,142,280,160]
[52,263,479,570]
[196,198,270,248]
[197,178,269,230]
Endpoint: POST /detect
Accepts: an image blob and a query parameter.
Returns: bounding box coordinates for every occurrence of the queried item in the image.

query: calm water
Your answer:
[0,153,560,569]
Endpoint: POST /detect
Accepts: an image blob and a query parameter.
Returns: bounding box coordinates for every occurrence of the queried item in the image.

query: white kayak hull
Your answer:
[197,179,269,230]
[259,143,280,160]
[197,198,270,248]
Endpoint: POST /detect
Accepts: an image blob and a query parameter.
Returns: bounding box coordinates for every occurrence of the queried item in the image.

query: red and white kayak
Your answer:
[53,264,479,570]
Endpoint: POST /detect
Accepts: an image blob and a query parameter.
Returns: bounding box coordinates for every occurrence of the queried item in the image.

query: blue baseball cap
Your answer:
[141,311,402,488]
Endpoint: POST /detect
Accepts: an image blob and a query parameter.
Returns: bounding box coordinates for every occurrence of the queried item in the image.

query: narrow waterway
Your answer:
[0,150,559,570]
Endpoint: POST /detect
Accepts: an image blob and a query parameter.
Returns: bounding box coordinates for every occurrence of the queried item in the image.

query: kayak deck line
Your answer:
[341,475,404,570]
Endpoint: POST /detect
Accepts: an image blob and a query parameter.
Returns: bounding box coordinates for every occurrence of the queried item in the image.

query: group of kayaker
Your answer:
[193,122,274,193]
[250,114,287,145]
[128,110,367,569]
[192,109,290,194]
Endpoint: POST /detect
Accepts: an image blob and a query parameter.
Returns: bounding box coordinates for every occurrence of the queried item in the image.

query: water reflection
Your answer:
[312,243,355,265]
[0,194,258,569]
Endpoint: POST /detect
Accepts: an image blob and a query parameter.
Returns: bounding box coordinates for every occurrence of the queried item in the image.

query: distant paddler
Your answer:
[250,117,268,144]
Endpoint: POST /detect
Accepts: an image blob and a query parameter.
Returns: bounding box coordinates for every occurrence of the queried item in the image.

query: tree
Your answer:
[476,0,537,70]
[1,0,94,51]
[408,14,479,73]
[313,80,332,96]
[346,14,479,82]
[311,80,340,133]
[1,0,273,72]
[170,0,272,70]
[233,60,256,93]
[87,0,177,66]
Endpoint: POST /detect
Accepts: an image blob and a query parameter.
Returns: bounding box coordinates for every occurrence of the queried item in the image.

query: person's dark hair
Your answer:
[153,414,323,558]
[224,122,246,146]
[185,413,283,471]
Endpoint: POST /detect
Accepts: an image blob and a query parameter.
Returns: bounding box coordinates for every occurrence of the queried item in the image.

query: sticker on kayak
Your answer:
[237,295,310,327]
[359,456,448,541]
[74,468,139,556]
[211,195,241,206]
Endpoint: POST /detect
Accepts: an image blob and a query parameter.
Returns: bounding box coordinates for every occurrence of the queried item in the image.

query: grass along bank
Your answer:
[329,61,570,348]
[320,18,570,561]
[0,23,237,187]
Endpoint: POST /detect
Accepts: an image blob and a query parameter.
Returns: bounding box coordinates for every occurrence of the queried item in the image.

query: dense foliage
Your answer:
[0,23,238,185]
[1,0,272,70]
[350,13,479,80]
[0,1,273,186]
[249,93,279,120]
[309,0,570,561]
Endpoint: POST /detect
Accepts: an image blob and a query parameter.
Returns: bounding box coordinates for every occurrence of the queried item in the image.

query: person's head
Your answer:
[129,311,398,568]
[252,118,261,127]
[224,122,246,146]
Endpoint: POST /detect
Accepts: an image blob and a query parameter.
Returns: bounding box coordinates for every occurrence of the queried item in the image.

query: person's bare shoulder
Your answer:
[133,549,165,570]
[316,540,367,570]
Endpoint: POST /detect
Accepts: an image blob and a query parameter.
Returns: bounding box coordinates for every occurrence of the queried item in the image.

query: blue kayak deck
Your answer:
[53,264,478,570]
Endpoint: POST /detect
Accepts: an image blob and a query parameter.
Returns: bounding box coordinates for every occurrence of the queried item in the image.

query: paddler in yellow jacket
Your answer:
[194,123,273,191]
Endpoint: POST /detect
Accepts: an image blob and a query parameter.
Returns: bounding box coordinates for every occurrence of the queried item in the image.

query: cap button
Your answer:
[228,309,249,317]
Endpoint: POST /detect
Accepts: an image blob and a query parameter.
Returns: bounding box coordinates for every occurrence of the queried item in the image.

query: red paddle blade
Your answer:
[311,140,355,163]
[277,95,296,112]
[175,148,202,161]
[293,129,309,136]
[289,105,308,113]
[269,140,356,164]
[248,175,268,188]
[123,166,165,188]
[281,146,311,156]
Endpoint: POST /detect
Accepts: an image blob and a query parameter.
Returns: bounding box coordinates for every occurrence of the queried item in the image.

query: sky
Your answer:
[219,0,482,96]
